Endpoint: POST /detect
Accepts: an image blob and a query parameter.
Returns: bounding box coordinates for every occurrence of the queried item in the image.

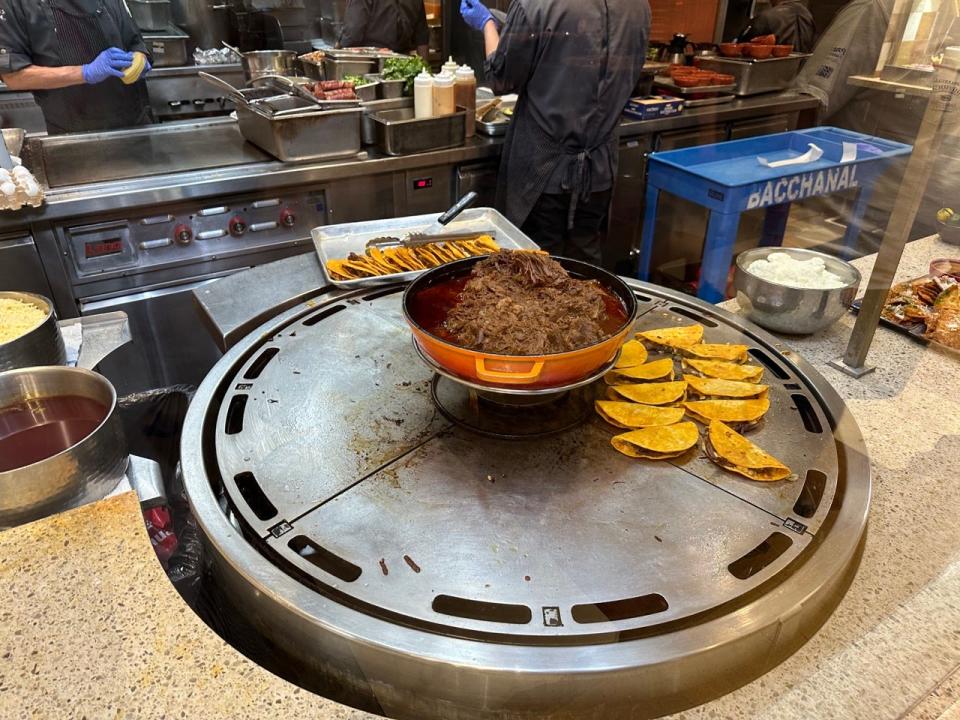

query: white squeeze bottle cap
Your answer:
[442,56,459,75]
[455,65,475,80]
[433,71,454,87]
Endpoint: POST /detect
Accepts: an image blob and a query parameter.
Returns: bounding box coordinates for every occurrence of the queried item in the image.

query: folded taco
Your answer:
[614,340,648,369]
[705,420,791,481]
[682,358,763,383]
[636,325,704,351]
[682,397,770,431]
[681,343,750,363]
[595,401,686,429]
[605,358,675,384]
[611,421,700,460]
[608,380,687,405]
[684,374,768,400]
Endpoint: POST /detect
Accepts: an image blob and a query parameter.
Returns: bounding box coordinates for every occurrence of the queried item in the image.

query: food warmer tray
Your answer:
[370,107,466,156]
[697,54,811,96]
[235,98,363,163]
[360,97,413,145]
[312,207,539,289]
[181,278,871,719]
[654,77,737,95]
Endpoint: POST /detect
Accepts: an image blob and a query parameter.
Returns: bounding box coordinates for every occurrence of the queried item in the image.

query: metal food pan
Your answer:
[697,55,808,96]
[142,25,188,67]
[361,97,413,145]
[313,207,539,288]
[477,116,510,136]
[301,58,324,81]
[354,82,379,102]
[371,107,466,156]
[363,73,406,99]
[236,103,362,163]
[323,57,378,80]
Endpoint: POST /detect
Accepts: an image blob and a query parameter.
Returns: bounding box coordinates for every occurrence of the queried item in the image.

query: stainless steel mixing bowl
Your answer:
[0,291,66,372]
[0,366,126,528]
[734,247,861,335]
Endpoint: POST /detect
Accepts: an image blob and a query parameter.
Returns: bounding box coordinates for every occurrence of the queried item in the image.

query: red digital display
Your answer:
[413,177,433,190]
[85,239,124,259]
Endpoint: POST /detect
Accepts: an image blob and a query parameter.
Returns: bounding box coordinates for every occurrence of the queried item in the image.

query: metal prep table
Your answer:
[0,94,819,394]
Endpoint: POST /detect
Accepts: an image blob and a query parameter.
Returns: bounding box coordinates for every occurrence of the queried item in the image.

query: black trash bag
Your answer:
[117,384,195,481]
[116,386,206,603]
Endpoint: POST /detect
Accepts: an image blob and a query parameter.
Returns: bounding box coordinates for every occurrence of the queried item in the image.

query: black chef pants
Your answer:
[521,189,612,265]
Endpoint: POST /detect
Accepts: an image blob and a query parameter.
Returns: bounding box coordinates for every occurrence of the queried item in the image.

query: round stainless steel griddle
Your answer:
[181,281,871,720]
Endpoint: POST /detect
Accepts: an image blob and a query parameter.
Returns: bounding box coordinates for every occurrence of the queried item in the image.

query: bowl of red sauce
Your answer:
[403,252,638,390]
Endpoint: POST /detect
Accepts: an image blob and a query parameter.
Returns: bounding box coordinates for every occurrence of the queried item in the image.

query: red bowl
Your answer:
[771,44,793,57]
[743,44,774,59]
[712,73,736,85]
[719,43,742,57]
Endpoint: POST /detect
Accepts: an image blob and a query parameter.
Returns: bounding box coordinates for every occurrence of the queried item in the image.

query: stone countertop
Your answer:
[1,235,958,719]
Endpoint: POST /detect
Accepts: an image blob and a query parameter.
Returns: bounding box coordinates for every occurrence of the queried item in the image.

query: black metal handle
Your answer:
[437,192,478,226]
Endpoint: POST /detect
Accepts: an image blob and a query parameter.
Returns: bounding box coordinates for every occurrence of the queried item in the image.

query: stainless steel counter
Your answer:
[1,93,819,231]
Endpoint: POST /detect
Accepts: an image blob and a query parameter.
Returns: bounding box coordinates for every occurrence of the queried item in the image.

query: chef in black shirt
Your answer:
[0,0,152,134]
[739,0,815,52]
[461,0,650,265]
[339,0,429,58]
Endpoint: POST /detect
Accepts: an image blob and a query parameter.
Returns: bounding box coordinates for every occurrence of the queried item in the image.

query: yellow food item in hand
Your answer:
[122,52,147,85]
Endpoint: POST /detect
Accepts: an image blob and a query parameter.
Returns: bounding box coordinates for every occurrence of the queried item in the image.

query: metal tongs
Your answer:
[366,192,496,248]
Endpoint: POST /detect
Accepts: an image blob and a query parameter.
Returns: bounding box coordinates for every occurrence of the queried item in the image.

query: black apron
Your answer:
[37,0,151,134]
[496,98,618,233]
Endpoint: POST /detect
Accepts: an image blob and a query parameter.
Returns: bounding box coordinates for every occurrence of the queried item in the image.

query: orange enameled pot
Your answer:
[403,256,638,390]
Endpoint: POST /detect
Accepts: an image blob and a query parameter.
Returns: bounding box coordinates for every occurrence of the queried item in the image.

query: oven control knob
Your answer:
[229,216,247,236]
[279,208,296,228]
[174,224,193,246]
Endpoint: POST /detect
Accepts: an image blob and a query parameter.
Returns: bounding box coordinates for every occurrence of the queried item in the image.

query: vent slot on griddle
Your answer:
[791,394,823,434]
[234,471,278,521]
[670,307,717,327]
[728,532,793,580]
[748,348,790,379]
[224,394,248,435]
[244,347,279,380]
[793,469,828,518]
[288,535,362,582]
[303,304,346,327]
[432,595,532,625]
[572,594,669,624]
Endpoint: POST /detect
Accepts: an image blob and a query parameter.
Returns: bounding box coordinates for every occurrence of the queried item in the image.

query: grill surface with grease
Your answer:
[181,280,871,720]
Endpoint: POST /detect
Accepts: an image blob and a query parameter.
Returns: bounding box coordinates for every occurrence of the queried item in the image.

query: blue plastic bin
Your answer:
[637,127,912,302]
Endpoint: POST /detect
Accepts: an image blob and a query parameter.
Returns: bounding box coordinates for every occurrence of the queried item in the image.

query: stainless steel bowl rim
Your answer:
[735,246,861,291]
[0,365,117,476]
[0,291,55,349]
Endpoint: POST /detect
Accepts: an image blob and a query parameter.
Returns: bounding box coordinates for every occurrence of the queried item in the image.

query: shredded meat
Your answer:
[443,251,611,355]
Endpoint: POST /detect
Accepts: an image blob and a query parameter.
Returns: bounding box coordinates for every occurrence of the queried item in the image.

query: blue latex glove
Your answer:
[82,47,134,84]
[141,56,153,77]
[460,0,494,31]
